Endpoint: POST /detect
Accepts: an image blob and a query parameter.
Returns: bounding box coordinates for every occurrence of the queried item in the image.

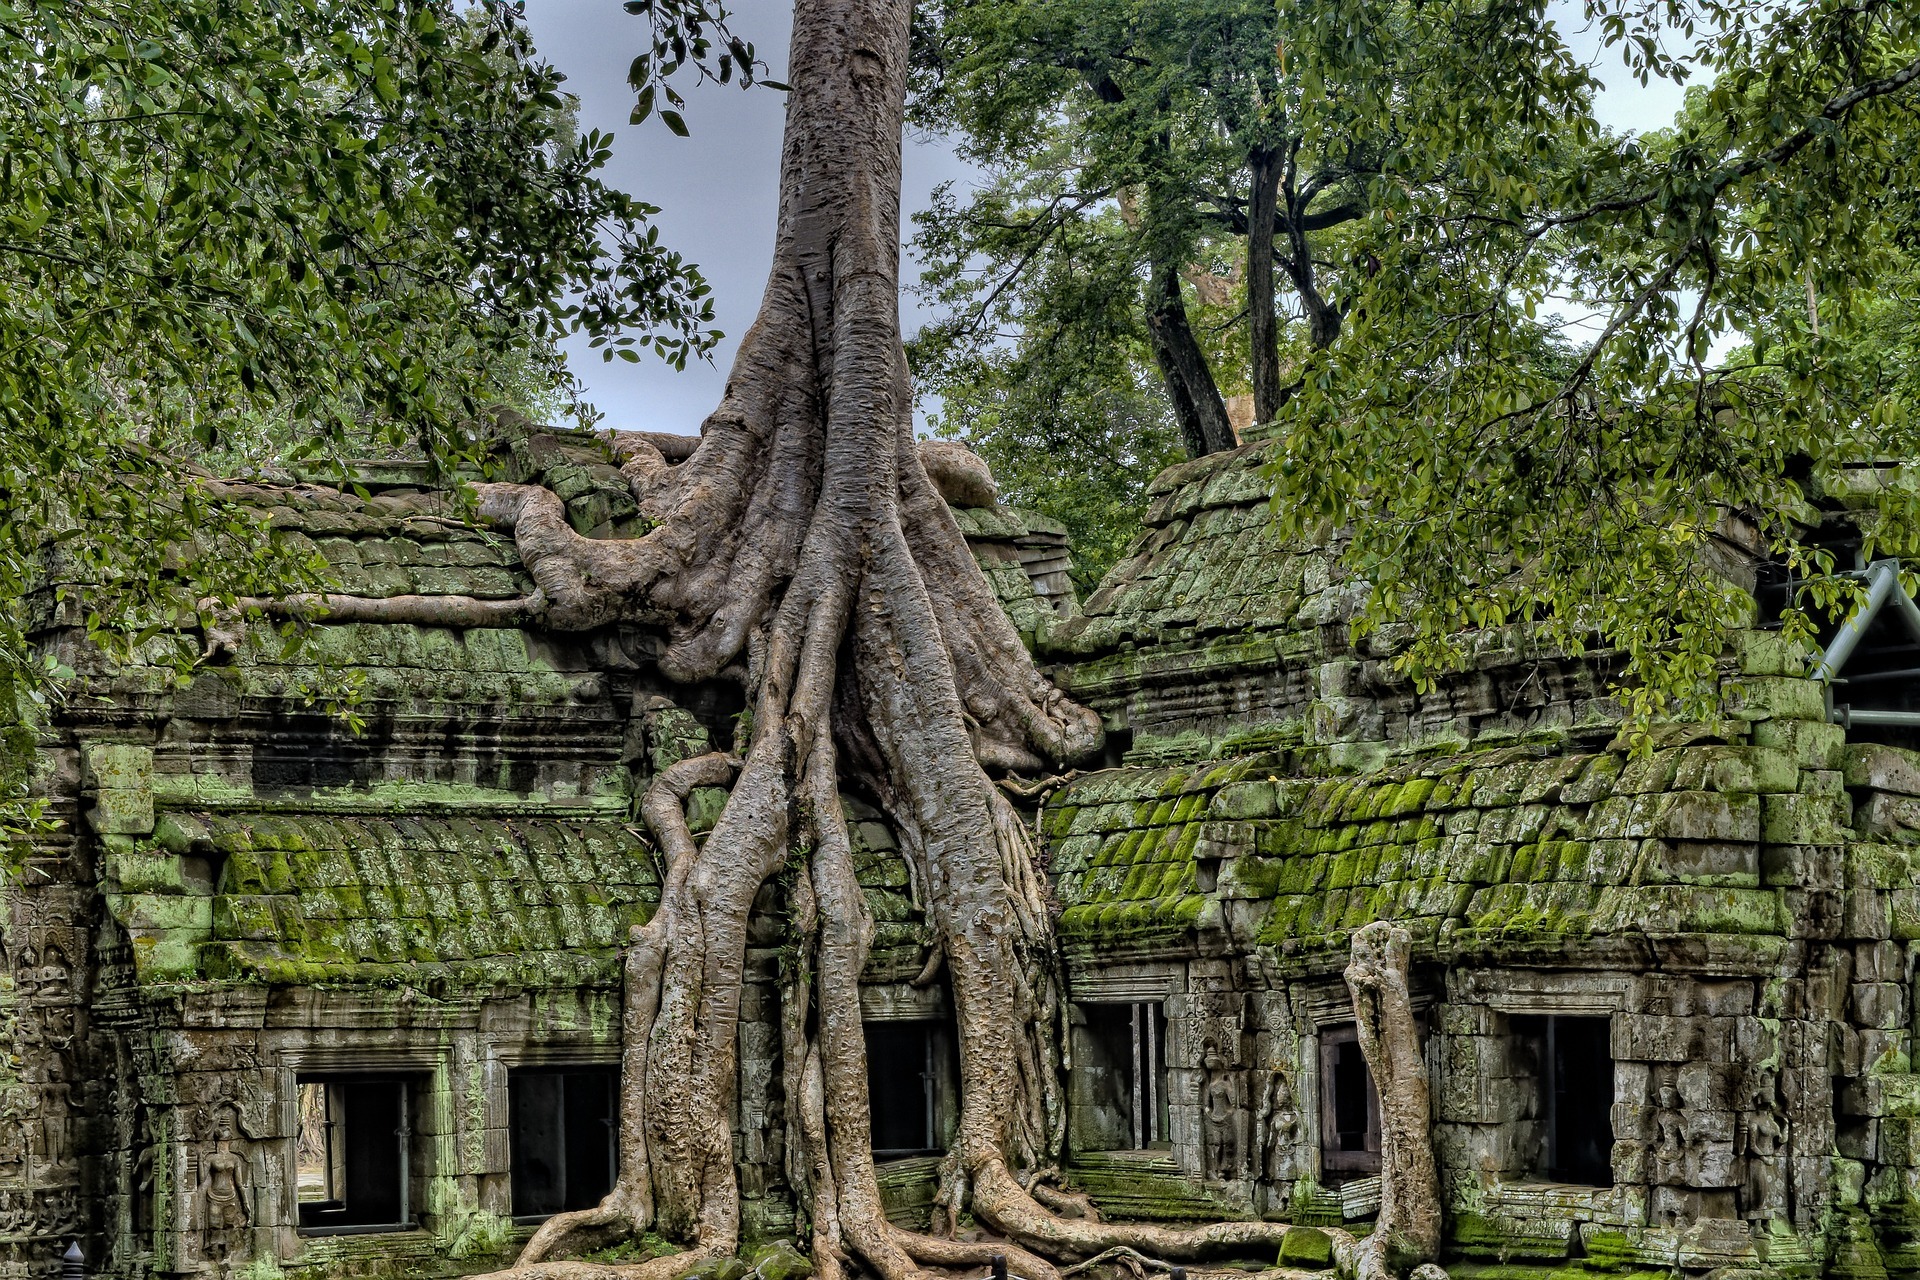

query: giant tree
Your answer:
[270,2,1920,1280]
[263,0,1441,1274]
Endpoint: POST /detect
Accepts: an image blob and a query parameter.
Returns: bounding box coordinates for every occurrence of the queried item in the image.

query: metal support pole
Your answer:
[1812,560,1900,682]
[1833,707,1920,729]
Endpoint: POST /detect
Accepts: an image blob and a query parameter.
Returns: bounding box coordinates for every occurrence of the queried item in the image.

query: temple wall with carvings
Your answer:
[8,427,1920,1280]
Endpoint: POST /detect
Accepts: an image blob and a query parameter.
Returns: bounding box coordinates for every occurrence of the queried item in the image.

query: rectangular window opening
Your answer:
[1512,1014,1615,1186]
[1069,1001,1169,1153]
[295,1076,416,1234]
[1319,1024,1381,1179]
[510,1067,619,1221]
[864,1020,958,1158]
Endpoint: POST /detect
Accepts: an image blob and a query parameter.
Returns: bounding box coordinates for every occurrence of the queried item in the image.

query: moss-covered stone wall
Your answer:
[0,428,1075,1280]
[1030,441,1920,1276]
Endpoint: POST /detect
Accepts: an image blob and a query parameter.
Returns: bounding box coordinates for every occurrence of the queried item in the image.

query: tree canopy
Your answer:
[905,0,1605,583]
[0,0,734,832]
[912,0,1920,722]
[1263,0,1920,722]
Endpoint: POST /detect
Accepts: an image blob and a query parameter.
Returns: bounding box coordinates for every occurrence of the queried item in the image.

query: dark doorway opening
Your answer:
[510,1067,618,1220]
[864,1020,958,1157]
[295,1076,414,1233]
[1319,1024,1381,1179]
[1069,1001,1169,1152]
[1513,1014,1615,1185]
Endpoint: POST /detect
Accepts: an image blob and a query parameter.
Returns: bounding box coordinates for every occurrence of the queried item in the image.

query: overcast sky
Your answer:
[521,0,1695,436]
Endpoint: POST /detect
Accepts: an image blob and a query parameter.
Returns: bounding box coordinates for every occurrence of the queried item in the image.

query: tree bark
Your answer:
[1280,174,1341,352]
[1145,257,1238,456]
[1343,923,1442,1280]
[1247,145,1284,428]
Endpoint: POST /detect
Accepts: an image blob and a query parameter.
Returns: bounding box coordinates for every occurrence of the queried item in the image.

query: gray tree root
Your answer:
[1342,923,1444,1280]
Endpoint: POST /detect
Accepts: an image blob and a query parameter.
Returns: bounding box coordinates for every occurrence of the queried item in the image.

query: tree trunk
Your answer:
[1343,923,1442,1280]
[1247,145,1284,428]
[1145,257,1238,456]
[1280,179,1340,352]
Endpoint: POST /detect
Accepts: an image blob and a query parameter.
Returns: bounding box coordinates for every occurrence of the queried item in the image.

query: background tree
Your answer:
[1266,0,1920,722]
[908,0,1601,454]
[905,0,1607,591]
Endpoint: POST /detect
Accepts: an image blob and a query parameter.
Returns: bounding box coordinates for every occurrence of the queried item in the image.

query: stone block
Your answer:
[1802,768,1846,797]
[117,892,214,933]
[1612,1101,1652,1143]
[130,929,205,978]
[1732,630,1818,677]
[1275,1227,1334,1269]
[1838,1117,1880,1162]
[1651,840,1759,885]
[1862,1029,1906,1071]
[1762,792,1849,844]
[1734,1017,1778,1062]
[1688,980,1758,1017]
[88,786,154,835]
[1844,742,1920,796]
[1856,792,1920,841]
[81,740,153,791]
[1752,718,1846,770]
[1676,1062,1737,1111]
[1855,939,1902,982]
[108,848,195,895]
[1614,1060,1652,1101]
[1687,1139,1739,1188]
[1615,749,1683,795]
[1210,781,1279,820]
[1614,1013,1732,1062]
[1881,890,1920,940]
[1853,982,1907,1029]
[1880,1116,1920,1166]
[1651,791,1761,842]
[1846,890,1890,940]
[1726,676,1828,723]
[1434,1036,1490,1122]
[1675,1217,1758,1269]
[1781,888,1844,939]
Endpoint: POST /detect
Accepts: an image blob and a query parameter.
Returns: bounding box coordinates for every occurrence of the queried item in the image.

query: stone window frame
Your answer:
[1291,975,1439,1187]
[488,1041,624,1225]
[505,1064,622,1222]
[274,1043,442,1240]
[1317,1023,1382,1176]
[860,981,959,1162]
[1466,970,1629,1201]
[1066,964,1183,1161]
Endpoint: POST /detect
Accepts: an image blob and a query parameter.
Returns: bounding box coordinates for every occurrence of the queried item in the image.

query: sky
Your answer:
[521,0,1698,436]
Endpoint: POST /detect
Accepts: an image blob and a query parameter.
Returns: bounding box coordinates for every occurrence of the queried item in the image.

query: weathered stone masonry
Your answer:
[10,427,1920,1280]
[1036,444,1920,1277]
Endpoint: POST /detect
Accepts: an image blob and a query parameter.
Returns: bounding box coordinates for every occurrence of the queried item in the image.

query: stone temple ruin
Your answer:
[9,426,1920,1280]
